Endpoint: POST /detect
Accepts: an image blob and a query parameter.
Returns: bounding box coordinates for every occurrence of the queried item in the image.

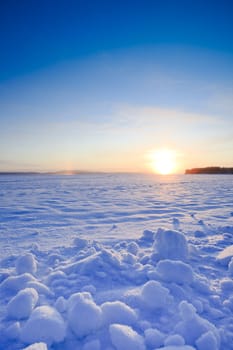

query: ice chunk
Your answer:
[81,284,97,294]
[109,323,145,350]
[141,229,155,242]
[144,328,165,348]
[196,331,218,350]
[127,241,139,255]
[101,301,137,326]
[83,339,101,350]
[175,301,220,347]
[141,280,172,309]
[0,273,36,294]
[216,245,233,266]
[228,257,233,276]
[156,259,194,284]
[7,287,38,319]
[20,306,65,346]
[68,292,102,338]
[55,296,67,313]
[5,321,20,339]
[73,237,88,249]
[26,281,53,297]
[16,253,37,275]
[153,229,188,261]
[22,343,48,350]
[164,334,185,346]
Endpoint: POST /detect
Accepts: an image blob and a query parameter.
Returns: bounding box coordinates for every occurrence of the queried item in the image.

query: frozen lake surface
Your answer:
[0,174,233,349]
[1,174,233,256]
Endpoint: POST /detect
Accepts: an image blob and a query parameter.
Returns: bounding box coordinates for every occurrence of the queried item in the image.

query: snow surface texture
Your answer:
[0,174,233,350]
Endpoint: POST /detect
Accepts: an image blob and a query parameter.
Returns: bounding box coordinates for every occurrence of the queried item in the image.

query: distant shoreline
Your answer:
[185,167,233,174]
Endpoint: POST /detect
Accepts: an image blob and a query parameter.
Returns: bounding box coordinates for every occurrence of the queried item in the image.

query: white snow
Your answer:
[16,253,37,275]
[141,280,172,309]
[144,328,165,348]
[109,323,145,350]
[7,287,38,319]
[155,259,194,284]
[1,173,233,350]
[101,300,137,326]
[153,229,188,261]
[20,305,66,346]
[67,292,102,338]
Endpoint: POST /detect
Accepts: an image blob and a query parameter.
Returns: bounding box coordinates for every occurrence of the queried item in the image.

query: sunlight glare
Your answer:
[150,149,177,175]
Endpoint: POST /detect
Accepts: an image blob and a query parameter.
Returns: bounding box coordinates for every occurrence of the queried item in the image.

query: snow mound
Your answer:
[101,300,137,326]
[7,287,38,319]
[156,259,194,285]
[20,305,65,346]
[16,253,37,275]
[109,323,145,350]
[153,229,188,261]
[67,292,102,338]
[141,280,172,309]
[174,301,220,348]
[23,343,48,350]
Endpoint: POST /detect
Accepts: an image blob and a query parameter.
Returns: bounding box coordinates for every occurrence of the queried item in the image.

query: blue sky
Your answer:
[0,0,233,172]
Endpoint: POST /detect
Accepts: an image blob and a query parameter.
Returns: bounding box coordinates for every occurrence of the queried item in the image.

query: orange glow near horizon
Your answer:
[149,149,178,175]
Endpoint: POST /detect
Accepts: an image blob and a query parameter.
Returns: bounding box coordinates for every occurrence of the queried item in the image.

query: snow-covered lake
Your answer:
[0,174,233,349]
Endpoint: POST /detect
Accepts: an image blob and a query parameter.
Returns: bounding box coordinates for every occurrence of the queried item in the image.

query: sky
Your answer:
[0,0,233,173]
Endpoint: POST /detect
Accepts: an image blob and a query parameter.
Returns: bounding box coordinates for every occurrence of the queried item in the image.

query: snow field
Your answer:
[1,224,233,350]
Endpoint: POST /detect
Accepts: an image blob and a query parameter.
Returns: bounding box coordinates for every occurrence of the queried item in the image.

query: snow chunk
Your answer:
[26,281,53,297]
[144,328,165,348]
[16,253,37,275]
[20,306,65,346]
[164,334,185,346]
[55,296,67,313]
[175,301,220,347]
[127,241,139,255]
[73,237,88,250]
[101,301,137,326]
[156,259,194,284]
[0,273,36,294]
[68,292,102,338]
[23,343,48,350]
[7,287,38,319]
[109,324,145,350]
[83,339,101,350]
[141,229,155,242]
[196,331,218,350]
[216,245,233,266]
[153,229,188,261]
[141,280,172,309]
[5,321,20,339]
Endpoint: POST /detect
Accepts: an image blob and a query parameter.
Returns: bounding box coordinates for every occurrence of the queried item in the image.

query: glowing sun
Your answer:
[150,149,177,175]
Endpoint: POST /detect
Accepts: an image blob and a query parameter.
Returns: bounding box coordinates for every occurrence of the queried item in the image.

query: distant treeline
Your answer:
[185,167,233,174]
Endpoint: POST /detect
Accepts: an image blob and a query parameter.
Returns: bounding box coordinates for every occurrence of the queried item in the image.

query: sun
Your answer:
[150,149,177,175]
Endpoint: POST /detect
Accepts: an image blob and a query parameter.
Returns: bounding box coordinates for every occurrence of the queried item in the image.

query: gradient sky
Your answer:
[0,0,233,173]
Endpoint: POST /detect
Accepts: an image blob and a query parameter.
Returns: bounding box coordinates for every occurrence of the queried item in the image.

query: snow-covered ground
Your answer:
[0,174,233,350]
